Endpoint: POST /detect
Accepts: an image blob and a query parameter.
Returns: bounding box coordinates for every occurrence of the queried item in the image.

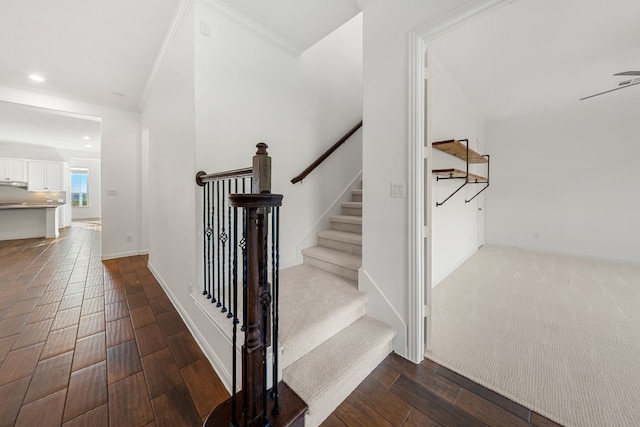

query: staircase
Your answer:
[278,185,396,426]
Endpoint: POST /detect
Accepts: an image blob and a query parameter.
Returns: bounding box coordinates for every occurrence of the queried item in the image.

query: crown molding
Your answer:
[199,0,302,57]
[138,0,195,111]
[353,0,376,10]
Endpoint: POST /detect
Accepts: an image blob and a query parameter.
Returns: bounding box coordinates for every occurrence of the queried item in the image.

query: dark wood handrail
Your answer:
[290,120,363,184]
[195,167,252,186]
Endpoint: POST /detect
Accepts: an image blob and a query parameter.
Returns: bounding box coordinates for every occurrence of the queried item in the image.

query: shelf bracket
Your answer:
[465,154,490,203]
[436,181,468,207]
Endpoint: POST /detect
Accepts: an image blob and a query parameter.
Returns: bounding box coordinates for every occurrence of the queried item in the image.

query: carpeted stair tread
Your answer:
[330,215,362,224]
[301,246,361,271]
[316,229,362,246]
[329,215,362,234]
[279,265,367,368]
[341,201,362,210]
[283,316,396,426]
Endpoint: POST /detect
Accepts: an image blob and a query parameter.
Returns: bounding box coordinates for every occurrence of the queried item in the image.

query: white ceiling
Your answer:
[0,0,181,110]
[215,0,360,53]
[0,101,101,154]
[0,0,358,157]
[431,0,640,122]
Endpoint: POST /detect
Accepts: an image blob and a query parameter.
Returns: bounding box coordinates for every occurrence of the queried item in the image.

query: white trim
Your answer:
[424,48,434,352]
[358,268,407,355]
[101,250,147,260]
[138,0,195,111]
[406,0,513,363]
[414,0,514,41]
[148,261,234,392]
[199,0,303,57]
[407,32,426,363]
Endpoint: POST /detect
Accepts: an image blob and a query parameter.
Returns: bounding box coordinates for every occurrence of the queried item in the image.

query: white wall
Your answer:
[0,85,143,259]
[194,5,363,267]
[70,158,101,220]
[142,4,196,302]
[430,57,486,286]
[486,91,640,264]
[142,4,364,389]
[359,0,494,357]
[142,6,220,378]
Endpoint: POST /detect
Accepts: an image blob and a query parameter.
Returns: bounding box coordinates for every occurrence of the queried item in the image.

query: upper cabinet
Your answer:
[0,158,27,182]
[28,161,64,191]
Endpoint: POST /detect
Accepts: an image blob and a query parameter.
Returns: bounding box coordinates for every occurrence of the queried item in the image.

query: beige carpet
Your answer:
[426,245,640,427]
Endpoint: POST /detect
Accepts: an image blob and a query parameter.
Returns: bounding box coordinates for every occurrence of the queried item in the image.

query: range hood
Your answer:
[0,181,28,188]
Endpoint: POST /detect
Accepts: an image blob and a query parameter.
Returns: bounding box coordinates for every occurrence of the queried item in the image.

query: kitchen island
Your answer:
[0,203,62,240]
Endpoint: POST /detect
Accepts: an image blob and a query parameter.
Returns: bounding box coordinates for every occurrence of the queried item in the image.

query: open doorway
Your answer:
[0,100,102,231]
[415,0,640,425]
[70,158,102,222]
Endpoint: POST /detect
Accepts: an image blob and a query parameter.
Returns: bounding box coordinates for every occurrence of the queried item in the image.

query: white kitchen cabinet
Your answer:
[28,161,64,191]
[0,158,27,182]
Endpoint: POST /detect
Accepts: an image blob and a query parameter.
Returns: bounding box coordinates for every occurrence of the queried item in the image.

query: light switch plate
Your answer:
[391,182,407,198]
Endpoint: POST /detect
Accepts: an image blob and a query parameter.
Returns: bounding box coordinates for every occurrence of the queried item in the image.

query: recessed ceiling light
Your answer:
[82,136,90,140]
[85,144,92,148]
[28,74,46,82]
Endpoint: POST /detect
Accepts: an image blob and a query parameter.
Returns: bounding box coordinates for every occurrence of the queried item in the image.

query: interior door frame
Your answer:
[406,0,511,363]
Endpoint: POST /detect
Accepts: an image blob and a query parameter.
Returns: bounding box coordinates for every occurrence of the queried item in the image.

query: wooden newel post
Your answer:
[229,193,283,426]
[253,143,271,194]
[243,204,263,424]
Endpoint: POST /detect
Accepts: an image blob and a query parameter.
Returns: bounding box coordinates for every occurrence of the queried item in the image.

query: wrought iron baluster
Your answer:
[271,205,280,414]
[216,181,222,307]
[208,183,214,301]
[241,179,248,332]
[231,205,239,427]
[226,179,232,317]
[202,183,208,297]
[221,180,228,313]
[242,206,249,427]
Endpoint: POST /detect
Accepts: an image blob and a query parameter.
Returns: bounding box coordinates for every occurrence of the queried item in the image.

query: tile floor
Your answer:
[0,221,563,427]
[0,222,228,427]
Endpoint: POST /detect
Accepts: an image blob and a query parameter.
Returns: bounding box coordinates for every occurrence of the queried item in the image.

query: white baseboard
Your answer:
[101,250,148,261]
[147,261,234,393]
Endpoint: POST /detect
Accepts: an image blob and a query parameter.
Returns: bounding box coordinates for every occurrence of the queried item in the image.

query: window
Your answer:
[71,168,89,207]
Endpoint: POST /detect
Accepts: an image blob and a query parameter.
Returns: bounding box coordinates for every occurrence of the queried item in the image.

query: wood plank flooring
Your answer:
[0,222,228,426]
[0,222,563,426]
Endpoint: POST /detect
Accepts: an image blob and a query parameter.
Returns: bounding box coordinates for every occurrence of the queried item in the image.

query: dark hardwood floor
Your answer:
[0,222,563,426]
[0,222,227,426]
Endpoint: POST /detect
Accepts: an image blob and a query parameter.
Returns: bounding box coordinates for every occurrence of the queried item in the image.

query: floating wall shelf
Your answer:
[432,139,490,207]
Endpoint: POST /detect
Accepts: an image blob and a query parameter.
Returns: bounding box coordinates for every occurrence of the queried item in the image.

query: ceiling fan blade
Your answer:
[579,81,640,101]
[614,71,640,76]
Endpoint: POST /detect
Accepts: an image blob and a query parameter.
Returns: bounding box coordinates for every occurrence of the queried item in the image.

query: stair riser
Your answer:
[302,339,393,427]
[351,193,362,203]
[341,207,362,217]
[303,256,358,282]
[318,237,362,255]
[330,221,361,234]
[281,302,366,369]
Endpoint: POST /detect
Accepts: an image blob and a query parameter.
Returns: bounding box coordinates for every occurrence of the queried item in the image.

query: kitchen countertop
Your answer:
[0,203,64,210]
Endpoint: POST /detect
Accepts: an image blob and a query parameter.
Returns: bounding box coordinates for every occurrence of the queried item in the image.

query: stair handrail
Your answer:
[195,167,253,186]
[290,120,363,184]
